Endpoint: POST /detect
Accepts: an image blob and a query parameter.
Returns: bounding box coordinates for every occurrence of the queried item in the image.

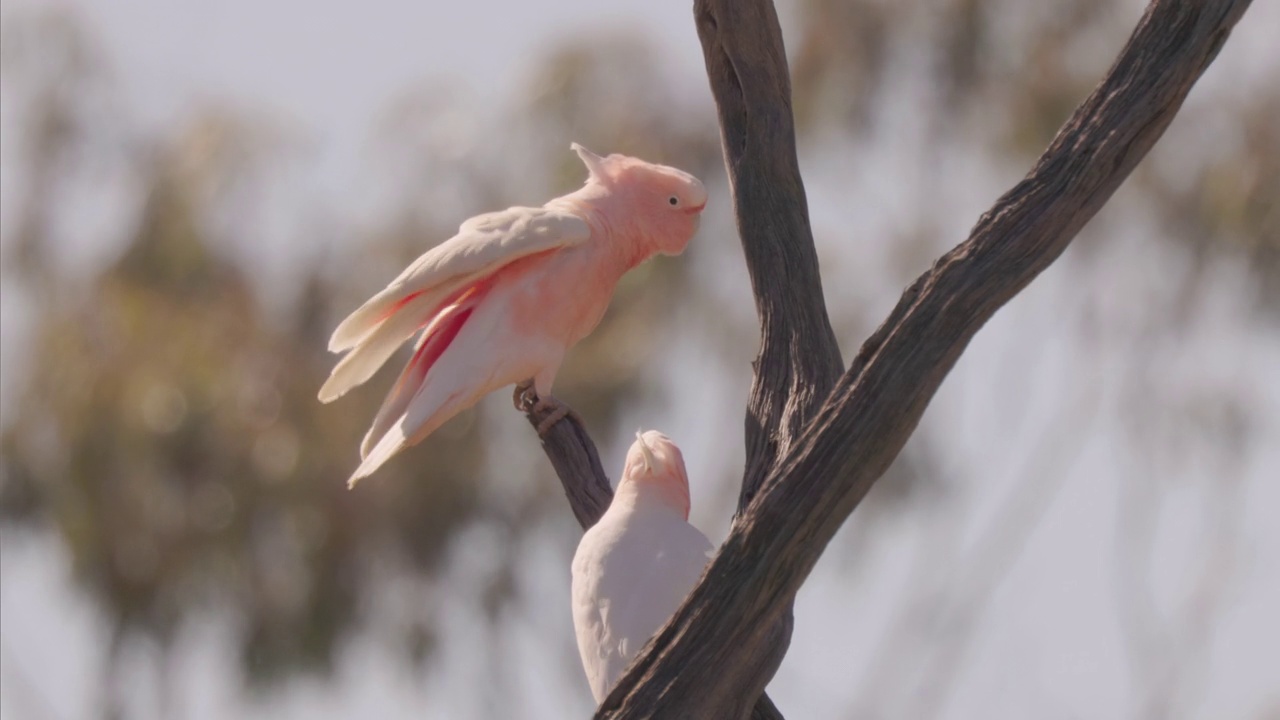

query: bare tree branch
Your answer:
[522,407,788,719]
[695,0,845,511]
[522,407,613,530]
[529,3,840,711]
[595,0,1253,717]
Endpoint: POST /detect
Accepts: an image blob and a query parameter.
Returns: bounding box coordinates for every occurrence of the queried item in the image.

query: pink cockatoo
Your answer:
[318,144,707,486]
[571,430,713,704]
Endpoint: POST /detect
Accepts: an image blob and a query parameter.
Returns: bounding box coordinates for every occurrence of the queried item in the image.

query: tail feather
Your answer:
[318,294,438,403]
[350,379,469,487]
[319,273,491,403]
[327,269,483,353]
[359,301,477,458]
[347,281,491,482]
[349,421,408,487]
[328,287,410,353]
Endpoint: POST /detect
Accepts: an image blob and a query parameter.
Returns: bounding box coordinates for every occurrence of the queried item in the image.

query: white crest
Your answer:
[634,429,656,474]
[571,142,608,180]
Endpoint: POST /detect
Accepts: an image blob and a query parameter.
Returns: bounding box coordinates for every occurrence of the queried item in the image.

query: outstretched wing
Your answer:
[318,206,590,403]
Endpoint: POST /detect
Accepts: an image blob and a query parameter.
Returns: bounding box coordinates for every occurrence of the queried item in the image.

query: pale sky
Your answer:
[2,1,1277,719]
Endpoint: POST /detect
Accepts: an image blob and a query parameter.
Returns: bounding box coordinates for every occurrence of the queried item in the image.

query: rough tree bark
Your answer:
[526,0,1252,717]
[522,408,785,720]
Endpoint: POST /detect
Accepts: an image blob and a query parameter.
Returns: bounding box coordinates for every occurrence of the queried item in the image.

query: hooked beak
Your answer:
[571,142,608,181]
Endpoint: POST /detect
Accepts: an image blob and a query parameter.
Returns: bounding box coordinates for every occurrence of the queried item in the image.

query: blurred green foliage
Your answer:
[0,7,724,693]
[1,122,493,682]
[0,0,1275,704]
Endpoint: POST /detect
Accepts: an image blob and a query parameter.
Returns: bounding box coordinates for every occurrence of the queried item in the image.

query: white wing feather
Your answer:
[319,207,590,402]
[327,206,590,353]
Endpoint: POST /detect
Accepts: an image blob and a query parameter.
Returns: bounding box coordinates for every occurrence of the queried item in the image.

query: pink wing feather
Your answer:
[357,280,490,458]
[318,207,590,403]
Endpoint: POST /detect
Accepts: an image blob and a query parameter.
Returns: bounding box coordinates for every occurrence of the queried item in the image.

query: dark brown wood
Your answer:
[532,0,837,712]
[522,405,614,530]
[695,0,845,511]
[523,403,789,718]
[590,0,1253,718]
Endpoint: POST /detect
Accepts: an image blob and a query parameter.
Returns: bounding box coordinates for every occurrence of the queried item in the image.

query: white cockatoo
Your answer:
[570,430,713,704]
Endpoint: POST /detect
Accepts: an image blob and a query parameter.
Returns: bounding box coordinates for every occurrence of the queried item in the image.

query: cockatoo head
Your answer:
[620,429,692,520]
[571,143,707,257]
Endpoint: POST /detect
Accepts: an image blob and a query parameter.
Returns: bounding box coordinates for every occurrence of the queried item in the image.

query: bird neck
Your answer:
[558,186,654,275]
[613,476,691,521]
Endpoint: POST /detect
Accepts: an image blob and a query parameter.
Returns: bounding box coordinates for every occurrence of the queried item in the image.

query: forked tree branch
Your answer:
[694,0,846,511]
[523,408,786,720]
[528,0,1251,716]
[587,0,1253,718]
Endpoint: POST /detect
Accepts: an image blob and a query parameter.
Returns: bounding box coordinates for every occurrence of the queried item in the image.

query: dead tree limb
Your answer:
[523,408,613,529]
[523,407,787,720]
[589,0,1253,718]
[693,0,846,510]
[524,0,844,711]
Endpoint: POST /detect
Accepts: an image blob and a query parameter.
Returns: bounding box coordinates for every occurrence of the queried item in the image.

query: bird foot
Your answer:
[513,379,582,436]
[513,379,538,412]
[533,396,582,437]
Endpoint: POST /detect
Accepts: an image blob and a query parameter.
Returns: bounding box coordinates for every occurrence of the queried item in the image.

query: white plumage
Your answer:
[571,430,713,704]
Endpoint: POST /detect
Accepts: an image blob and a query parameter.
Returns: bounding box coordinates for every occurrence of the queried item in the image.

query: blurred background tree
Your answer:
[1,1,1276,719]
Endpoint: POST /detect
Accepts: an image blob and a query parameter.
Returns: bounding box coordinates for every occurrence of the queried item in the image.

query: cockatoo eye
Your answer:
[668,196,680,207]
